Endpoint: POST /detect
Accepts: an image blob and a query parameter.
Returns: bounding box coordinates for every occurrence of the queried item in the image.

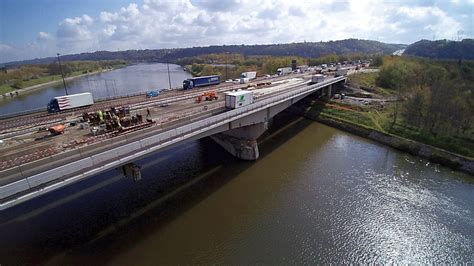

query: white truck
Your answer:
[311,74,325,84]
[225,90,253,109]
[276,67,292,76]
[47,92,94,113]
[241,71,257,79]
[240,71,257,84]
[335,67,348,77]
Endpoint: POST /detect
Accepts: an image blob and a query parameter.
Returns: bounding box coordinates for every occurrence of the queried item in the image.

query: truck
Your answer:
[240,71,257,83]
[183,75,220,90]
[241,71,257,80]
[225,90,253,109]
[311,74,325,84]
[335,67,348,77]
[276,67,292,76]
[47,92,94,113]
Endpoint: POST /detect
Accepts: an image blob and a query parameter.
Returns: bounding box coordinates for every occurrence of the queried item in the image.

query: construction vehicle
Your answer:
[48,124,66,135]
[196,91,218,103]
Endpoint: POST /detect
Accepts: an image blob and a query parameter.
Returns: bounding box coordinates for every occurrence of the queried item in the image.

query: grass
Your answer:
[310,102,376,129]
[389,123,474,158]
[0,84,14,94]
[19,74,63,88]
[347,72,395,97]
[309,101,474,158]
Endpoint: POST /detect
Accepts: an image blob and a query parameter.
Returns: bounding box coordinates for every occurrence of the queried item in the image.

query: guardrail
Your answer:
[0,76,345,210]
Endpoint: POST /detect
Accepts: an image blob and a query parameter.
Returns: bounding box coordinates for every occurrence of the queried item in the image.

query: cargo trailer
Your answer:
[225,90,253,109]
[240,71,257,80]
[183,75,220,90]
[47,92,94,113]
[276,67,292,76]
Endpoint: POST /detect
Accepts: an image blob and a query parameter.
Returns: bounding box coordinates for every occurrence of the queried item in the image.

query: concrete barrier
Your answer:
[26,157,93,188]
[0,167,23,186]
[0,179,30,199]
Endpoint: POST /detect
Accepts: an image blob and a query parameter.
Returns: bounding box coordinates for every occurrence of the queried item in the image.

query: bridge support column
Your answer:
[322,84,334,99]
[211,122,268,160]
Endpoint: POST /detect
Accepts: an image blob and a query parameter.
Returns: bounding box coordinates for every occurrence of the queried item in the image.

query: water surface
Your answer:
[0,114,472,264]
[0,63,191,115]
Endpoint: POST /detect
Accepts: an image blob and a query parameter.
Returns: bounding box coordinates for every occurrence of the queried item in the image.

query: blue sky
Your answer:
[0,0,473,63]
[1,0,142,43]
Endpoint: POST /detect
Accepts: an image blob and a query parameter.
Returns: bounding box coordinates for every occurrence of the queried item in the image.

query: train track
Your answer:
[0,73,309,136]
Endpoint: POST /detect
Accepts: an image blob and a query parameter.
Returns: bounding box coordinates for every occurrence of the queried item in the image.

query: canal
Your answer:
[0,111,472,264]
[0,63,191,115]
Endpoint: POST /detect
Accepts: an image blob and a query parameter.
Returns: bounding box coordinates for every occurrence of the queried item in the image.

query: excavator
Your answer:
[196,91,218,103]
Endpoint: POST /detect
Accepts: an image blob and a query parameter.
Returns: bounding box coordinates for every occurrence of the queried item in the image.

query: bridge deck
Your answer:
[0,74,346,210]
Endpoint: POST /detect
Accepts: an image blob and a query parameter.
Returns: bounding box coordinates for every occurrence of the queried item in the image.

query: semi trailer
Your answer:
[225,90,253,109]
[240,71,257,84]
[183,75,220,90]
[47,92,94,113]
[276,67,292,76]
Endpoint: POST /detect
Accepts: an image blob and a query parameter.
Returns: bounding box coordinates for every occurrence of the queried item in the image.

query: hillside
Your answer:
[1,39,405,67]
[404,39,474,60]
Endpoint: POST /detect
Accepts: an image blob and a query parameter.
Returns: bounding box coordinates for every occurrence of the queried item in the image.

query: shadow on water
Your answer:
[0,108,324,265]
[48,111,320,265]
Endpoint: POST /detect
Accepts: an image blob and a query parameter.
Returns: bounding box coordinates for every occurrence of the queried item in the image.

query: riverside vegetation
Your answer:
[0,60,128,94]
[177,53,381,79]
[310,56,473,160]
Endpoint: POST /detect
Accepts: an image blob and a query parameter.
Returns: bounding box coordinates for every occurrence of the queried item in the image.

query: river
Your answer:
[0,111,472,264]
[0,63,192,115]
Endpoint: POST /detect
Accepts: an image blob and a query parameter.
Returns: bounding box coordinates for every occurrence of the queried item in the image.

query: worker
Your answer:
[115,116,123,130]
[146,108,152,123]
[98,110,104,123]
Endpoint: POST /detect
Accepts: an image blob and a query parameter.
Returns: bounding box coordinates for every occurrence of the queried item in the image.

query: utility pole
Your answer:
[167,61,172,90]
[225,52,229,80]
[57,53,68,95]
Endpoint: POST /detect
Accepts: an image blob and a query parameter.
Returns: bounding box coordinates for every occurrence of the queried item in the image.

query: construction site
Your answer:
[0,71,333,172]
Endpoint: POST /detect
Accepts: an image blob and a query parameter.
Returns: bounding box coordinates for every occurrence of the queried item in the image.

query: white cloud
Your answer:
[1,0,473,63]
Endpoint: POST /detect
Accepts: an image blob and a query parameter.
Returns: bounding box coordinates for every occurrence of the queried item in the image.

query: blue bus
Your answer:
[183,75,220,90]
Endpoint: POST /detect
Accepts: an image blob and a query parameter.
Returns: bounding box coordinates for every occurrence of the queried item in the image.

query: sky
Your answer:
[0,0,473,63]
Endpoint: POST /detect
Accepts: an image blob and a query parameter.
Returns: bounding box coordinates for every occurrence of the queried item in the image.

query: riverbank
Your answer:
[302,102,474,175]
[1,69,114,100]
[0,62,130,99]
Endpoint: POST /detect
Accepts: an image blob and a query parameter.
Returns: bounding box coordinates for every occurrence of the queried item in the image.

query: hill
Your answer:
[1,39,405,67]
[404,39,474,60]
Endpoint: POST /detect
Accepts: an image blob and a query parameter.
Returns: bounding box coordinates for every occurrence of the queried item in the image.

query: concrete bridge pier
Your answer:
[211,122,268,160]
[321,84,333,99]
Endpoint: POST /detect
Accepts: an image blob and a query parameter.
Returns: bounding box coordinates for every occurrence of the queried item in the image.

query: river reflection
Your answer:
[0,63,191,115]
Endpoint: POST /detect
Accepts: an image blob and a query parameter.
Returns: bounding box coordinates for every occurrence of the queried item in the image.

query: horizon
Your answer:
[1,0,473,63]
[2,37,409,65]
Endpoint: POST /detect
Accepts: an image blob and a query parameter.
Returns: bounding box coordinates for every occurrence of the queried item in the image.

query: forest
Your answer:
[176,53,383,79]
[378,56,473,138]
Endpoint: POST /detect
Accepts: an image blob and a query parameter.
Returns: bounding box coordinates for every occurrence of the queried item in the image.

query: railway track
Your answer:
[0,73,309,136]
